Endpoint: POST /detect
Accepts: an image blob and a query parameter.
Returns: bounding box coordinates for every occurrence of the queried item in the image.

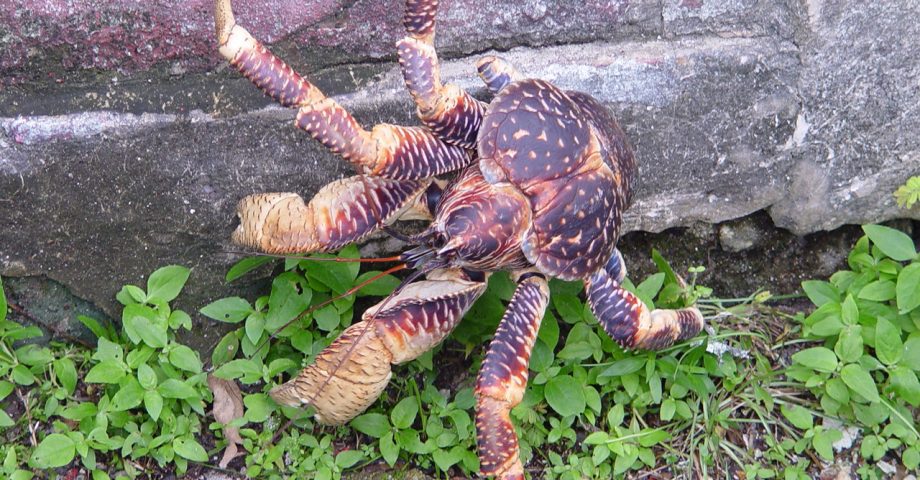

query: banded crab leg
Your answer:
[215,0,471,179]
[475,55,523,95]
[270,269,486,424]
[231,175,441,254]
[586,250,705,350]
[397,0,485,148]
[476,271,550,479]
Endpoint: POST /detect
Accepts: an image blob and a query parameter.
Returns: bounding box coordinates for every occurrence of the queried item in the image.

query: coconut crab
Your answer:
[214,0,704,477]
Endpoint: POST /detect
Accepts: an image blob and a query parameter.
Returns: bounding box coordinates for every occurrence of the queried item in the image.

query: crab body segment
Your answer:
[214,1,704,477]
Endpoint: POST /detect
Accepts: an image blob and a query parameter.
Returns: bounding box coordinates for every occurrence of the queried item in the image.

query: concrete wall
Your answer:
[1,1,918,344]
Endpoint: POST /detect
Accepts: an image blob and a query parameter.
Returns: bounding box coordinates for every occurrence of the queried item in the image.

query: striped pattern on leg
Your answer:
[270,270,485,425]
[585,265,704,351]
[475,272,550,479]
[231,176,429,254]
[476,55,523,95]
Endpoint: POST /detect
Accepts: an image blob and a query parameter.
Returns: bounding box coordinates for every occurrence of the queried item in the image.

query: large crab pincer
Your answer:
[214,0,704,477]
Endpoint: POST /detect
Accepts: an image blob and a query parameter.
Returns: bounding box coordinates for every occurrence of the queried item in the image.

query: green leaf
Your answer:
[355,271,401,297]
[0,409,14,427]
[802,280,840,307]
[902,334,920,371]
[173,437,208,462]
[78,315,112,341]
[875,317,903,365]
[825,378,851,404]
[59,402,97,420]
[137,363,158,390]
[85,360,126,384]
[0,381,13,401]
[0,275,6,323]
[390,397,418,430]
[211,331,240,367]
[157,379,199,399]
[15,344,53,366]
[169,345,202,373]
[351,413,390,438]
[214,359,261,382]
[897,264,920,314]
[53,358,78,396]
[553,294,585,324]
[111,378,145,411]
[599,356,646,377]
[29,433,75,468]
[146,265,190,303]
[835,326,864,363]
[380,432,399,466]
[244,312,265,345]
[265,272,311,331]
[11,365,34,385]
[841,294,859,325]
[544,375,586,417]
[780,404,813,430]
[313,305,340,332]
[335,450,364,469]
[200,297,252,323]
[168,309,192,330]
[862,225,917,261]
[813,428,842,461]
[122,304,166,348]
[144,390,164,421]
[226,256,274,283]
[841,364,880,403]
[890,366,920,406]
[791,347,838,373]
[858,280,897,302]
[244,393,275,423]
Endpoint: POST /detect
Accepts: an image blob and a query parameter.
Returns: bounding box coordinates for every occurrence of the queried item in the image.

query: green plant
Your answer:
[791,224,920,475]
[894,176,920,209]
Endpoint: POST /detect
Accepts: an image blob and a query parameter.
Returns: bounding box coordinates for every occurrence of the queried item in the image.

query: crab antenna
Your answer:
[223,249,403,264]
[252,263,407,355]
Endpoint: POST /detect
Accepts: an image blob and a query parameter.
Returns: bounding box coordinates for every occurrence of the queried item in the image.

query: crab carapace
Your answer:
[214,0,705,477]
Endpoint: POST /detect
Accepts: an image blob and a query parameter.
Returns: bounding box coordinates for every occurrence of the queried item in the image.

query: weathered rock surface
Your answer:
[1,0,919,350]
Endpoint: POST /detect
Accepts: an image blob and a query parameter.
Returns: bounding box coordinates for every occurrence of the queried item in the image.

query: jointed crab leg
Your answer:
[476,271,550,479]
[270,269,487,424]
[397,0,484,149]
[231,176,431,254]
[586,253,704,350]
[215,0,471,179]
[476,55,523,95]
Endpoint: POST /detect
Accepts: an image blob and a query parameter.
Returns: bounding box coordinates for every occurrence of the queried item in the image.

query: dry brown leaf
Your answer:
[207,373,245,468]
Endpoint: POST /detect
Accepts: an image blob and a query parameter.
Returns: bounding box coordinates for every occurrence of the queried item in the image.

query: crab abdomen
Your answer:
[477,79,633,281]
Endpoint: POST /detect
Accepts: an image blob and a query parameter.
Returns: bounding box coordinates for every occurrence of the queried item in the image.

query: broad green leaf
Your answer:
[859,280,897,302]
[0,381,13,401]
[314,305,341,332]
[15,344,53,366]
[813,428,842,460]
[903,334,920,371]
[59,402,97,420]
[85,360,126,384]
[890,366,920,406]
[351,413,390,438]
[897,264,920,314]
[146,265,190,303]
[355,271,401,297]
[173,437,208,462]
[0,409,13,427]
[78,315,112,341]
[544,375,586,417]
[211,331,240,367]
[537,310,560,349]
[245,312,265,345]
[380,432,399,466]
[301,245,361,294]
[841,294,859,325]
[169,345,202,373]
[875,317,903,365]
[553,294,585,324]
[53,358,77,396]
[599,356,646,377]
[390,397,418,430]
[226,256,274,283]
[862,225,917,261]
[200,297,252,323]
[841,364,880,402]
[244,393,275,423]
[335,450,364,469]
[835,326,863,363]
[791,347,838,373]
[158,379,198,399]
[780,404,813,430]
[111,378,144,411]
[137,363,158,390]
[122,304,166,348]
[214,359,262,382]
[11,365,34,385]
[826,377,850,403]
[144,390,164,421]
[802,280,839,307]
[265,272,311,331]
[29,433,75,468]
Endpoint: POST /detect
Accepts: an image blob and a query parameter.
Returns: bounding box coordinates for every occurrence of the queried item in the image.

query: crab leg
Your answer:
[270,269,486,424]
[231,175,433,254]
[215,0,471,179]
[397,0,484,149]
[476,55,523,95]
[586,252,704,350]
[476,271,550,479]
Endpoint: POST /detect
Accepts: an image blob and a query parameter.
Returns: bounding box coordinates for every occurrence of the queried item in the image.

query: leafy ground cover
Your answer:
[0,225,918,479]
